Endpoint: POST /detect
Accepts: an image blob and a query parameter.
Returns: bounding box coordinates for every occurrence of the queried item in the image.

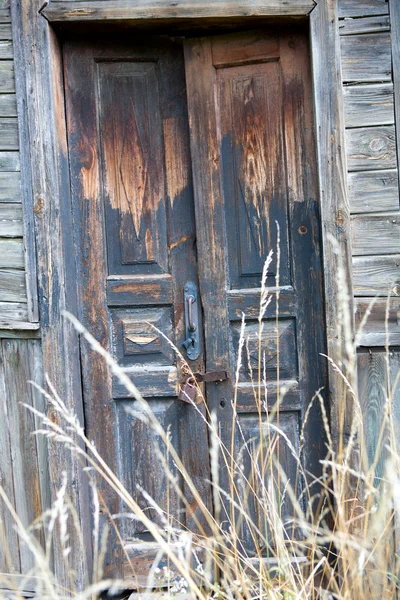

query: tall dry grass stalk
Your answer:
[0,240,399,600]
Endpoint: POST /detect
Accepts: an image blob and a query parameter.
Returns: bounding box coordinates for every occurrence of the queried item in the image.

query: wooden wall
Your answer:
[338,0,400,461]
[0,0,399,579]
[0,0,47,580]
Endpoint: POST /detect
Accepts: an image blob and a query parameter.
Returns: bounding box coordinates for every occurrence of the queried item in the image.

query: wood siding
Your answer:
[338,0,400,466]
[0,0,28,328]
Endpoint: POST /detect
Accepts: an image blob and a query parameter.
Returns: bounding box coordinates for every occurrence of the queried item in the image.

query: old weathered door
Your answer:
[63,27,326,580]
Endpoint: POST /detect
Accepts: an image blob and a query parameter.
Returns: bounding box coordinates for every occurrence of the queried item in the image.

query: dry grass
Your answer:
[0,245,399,600]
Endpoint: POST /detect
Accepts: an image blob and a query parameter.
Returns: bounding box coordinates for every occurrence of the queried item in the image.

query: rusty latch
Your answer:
[193,371,229,383]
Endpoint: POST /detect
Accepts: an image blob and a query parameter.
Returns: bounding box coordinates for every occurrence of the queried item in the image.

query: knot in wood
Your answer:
[34,196,45,215]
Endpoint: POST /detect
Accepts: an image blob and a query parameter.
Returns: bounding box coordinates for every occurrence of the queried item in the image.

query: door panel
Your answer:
[63,38,212,581]
[184,29,327,541]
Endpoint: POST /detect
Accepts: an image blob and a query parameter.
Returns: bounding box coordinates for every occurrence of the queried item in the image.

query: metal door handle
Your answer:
[183,283,200,360]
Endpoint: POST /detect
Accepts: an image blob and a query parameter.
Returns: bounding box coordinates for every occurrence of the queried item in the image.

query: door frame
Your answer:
[11,0,355,586]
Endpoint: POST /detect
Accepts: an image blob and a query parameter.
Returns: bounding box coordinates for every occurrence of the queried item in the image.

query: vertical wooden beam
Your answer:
[10,0,91,590]
[310,0,356,453]
[10,0,38,322]
[389,0,400,193]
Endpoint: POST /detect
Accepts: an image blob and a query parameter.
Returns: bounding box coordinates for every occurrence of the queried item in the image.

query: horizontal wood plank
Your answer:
[107,274,173,306]
[0,301,28,321]
[0,150,19,170]
[0,327,40,338]
[343,83,394,127]
[355,297,400,346]
[227,288,296,320]
[338,15,390,35]
[346,125,396,171]
[348,169,399,213]
[0,93,17,116]
[351,212,400,255]
[0,117,18,149]
[0,268,26,302]
[0,171,21,202]
[340,33,392,82]
[0,39,12,58]
[113,366,178,398]
[353,255,400,296]
[42,0,316,21]
[0,23,11,38]
[338,0,389,18]
[0,61,14,92]
[0,238,24,268]
[0,203,23,236]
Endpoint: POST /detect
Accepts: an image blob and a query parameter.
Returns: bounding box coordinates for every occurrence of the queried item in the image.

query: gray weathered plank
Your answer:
[348,169,399,213]
[0,301,28,321]
[343,83,394,128]
[389,0,400,194]
[0,340,21,574]
[338,0,388,18]
[353,254,400,296]
[0,238,24,268]
[0,327,40,338]
[42,0,316,21]
[338,15,390,35]
[0,0,10,22]
[346,125,396,171]
[0,203,23,236]
[0,61,14,92]
[340,33,392,82]
[0,23,11,38]
[351,212,400,255]
[11,0,91,585]
[0,117,18,150]
[0,150,19,170]
[0,268,26,302]
[0,171,21,202]
[0,93,17,116]
[2,339,49,572]
[311,0,355,454]
[355,297,400,346]
[0,39,12,58]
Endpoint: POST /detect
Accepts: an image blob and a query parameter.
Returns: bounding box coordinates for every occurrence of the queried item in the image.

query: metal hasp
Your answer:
[182,282,200,360]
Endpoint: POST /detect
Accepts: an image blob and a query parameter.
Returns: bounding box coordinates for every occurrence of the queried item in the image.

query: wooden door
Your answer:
[63,27,327,581]
[63,37,213,582]
[183,29,327,545]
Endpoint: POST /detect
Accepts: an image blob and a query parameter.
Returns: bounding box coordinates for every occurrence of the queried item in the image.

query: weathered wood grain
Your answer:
[355,297,400,346]
[0,203,23,236]
[311,0,355,453]
[0,0,10,22]
[346,125,396,171]
[0,238,24,268]
[357,350,400,485]
[0,117,18,149]
[0,340,20,574]
[0,268,26,302]
[338,0,389,18]
[340,33,392,82]
[2,339,49,572]
[0,39,12,58]
[351,212,400,255]
[0,171,21,202]
[0,301,28,321]
[348,169,399,213]
[0,150,19,170]
[10,0,91,585]
[338,14,390,35]
[42,0,316,22]
[353,254,400,296]
[0,23,11,38]
[343,83,394,128]
[0,322,40,336]
[0,93,17,116]
[389,0,400,194]
[0,61,14,92]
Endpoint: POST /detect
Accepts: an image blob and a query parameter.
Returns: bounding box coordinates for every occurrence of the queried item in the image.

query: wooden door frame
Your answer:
[11,0,354,587]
